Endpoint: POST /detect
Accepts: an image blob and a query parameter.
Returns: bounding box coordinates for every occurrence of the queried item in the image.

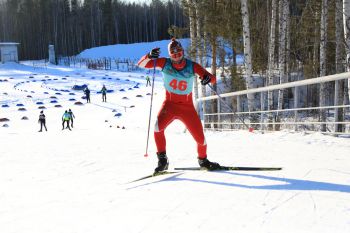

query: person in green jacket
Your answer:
[145,75,151,87]
[62,110,71,130]
[68,109,75,128]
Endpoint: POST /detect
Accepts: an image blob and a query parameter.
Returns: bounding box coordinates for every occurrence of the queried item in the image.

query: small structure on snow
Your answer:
[48,44,56,64]
[72,84,88,90]
[0,42,20,63]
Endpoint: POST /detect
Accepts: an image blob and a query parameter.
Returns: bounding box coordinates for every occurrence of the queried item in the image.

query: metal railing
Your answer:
[198,72,350,135]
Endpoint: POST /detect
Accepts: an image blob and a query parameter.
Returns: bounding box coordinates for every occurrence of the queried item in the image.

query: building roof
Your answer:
[0,42,20,46]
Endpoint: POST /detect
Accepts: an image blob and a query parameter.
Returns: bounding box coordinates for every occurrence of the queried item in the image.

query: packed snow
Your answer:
[0,41,350,233]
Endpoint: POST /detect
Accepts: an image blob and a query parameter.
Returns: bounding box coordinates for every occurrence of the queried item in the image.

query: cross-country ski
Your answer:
[174,166,282,171]
[128,171,181,183]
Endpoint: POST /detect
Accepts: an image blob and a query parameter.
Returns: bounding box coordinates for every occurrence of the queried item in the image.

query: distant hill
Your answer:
[78,39,190,60]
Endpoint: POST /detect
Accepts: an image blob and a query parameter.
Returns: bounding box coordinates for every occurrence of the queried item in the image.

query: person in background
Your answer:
[145,75,151,87]
[68,109,75,128]
[38,110,47,132]
[62,110,71,131]
[84,87,91,103]
[137,38,221,172]
[101,85,107,102]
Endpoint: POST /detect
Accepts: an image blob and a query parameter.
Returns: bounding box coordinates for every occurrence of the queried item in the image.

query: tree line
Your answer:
[181,0,350,132]
[0,0,186,59]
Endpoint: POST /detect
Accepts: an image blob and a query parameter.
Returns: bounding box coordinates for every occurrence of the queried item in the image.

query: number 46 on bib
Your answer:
[169,79,188,91]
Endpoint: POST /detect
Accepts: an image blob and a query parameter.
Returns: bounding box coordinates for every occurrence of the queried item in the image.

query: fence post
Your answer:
[218,97,221,130]
[294,86,299,131]
[236,95,241,129]
[260,91,265,131]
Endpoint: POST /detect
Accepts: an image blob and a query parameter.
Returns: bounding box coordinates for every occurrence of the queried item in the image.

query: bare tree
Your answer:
[240,0,254,115]
[187,0,200,112]
[344,0,350,103]
[277,0,289,120]
[267,0,277,128]
[194,0,206,118]
[335,0,345,133]
[319,0,328,132]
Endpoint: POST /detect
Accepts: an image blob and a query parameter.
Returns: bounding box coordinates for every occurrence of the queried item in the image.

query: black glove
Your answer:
[149,48,160,59]
[201,75,211,85]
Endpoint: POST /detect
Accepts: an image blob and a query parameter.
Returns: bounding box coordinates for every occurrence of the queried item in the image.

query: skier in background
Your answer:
[101,84,107,102]
[137,38,221,172]
[145,75,151,87]
[68,109,75,128]
[38,110,47,132]
[62,110,71,130]
[84,87,91,103]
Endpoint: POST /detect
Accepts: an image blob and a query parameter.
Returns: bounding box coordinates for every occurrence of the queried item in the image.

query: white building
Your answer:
[0,42,20,63]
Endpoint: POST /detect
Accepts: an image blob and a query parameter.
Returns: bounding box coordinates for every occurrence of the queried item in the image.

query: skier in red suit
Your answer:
[138,38,221,172]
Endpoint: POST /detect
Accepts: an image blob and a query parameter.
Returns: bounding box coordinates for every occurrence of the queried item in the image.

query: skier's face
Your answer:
[169,46,184,63]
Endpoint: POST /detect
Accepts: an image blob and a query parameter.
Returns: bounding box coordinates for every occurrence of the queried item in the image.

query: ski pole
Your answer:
[144,59,157,157]
[207,84,253,132]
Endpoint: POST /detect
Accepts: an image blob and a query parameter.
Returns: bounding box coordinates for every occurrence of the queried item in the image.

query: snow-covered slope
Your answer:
[0,44,350,233]
[78,39,190,60]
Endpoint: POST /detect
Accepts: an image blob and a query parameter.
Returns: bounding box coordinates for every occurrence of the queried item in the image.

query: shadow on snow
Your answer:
[127,172,350,193]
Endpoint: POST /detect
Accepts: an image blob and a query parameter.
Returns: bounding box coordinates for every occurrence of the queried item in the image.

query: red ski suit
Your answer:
[138,55,216,158]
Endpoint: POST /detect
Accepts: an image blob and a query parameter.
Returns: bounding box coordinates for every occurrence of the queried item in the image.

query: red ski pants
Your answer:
[154,100,207,158]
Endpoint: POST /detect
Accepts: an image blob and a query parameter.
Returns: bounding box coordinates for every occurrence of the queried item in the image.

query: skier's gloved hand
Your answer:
[201,75,211,85]
[148,48,160,59]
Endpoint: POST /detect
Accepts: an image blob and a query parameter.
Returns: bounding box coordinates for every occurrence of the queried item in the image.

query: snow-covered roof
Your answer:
[0,42,20,46]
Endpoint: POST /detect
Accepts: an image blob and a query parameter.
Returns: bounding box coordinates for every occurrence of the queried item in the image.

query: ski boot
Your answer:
[198,158,221,171]
[154,152,169,173]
